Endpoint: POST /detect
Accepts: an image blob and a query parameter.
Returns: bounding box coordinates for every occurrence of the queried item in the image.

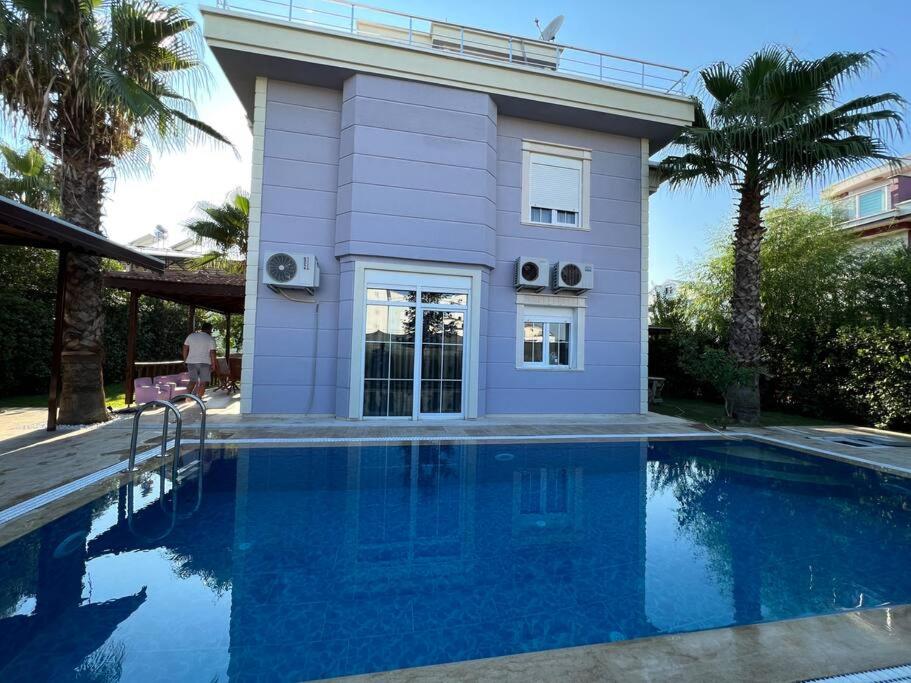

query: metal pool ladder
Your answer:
[126,395,208,541]
[127,394,207,475]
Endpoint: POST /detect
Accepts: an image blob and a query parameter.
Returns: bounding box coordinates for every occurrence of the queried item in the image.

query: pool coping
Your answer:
[328,604,911,682]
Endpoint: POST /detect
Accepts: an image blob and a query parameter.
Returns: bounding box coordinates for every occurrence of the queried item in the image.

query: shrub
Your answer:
[681,347,758,418]
[826,326,911,431]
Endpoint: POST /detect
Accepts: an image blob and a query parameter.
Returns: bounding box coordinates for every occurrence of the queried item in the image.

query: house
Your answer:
[129,227,206,267]
[648,279,682,305]
[823,156,911,250]
[201,1,694,418]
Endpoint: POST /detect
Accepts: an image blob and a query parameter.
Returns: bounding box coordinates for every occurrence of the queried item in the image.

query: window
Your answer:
[835,186,889,222]
[522,140,591,229]
[835,197,857,221]
[523,321,569,366]
[517,300,581,369]
[858,187,886,217]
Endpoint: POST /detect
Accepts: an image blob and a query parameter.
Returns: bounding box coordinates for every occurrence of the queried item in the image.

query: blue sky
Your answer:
[102,0,911,283]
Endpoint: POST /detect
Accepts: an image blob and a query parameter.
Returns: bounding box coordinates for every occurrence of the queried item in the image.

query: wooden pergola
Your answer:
[0,195,165,430]
[102,269,245,405]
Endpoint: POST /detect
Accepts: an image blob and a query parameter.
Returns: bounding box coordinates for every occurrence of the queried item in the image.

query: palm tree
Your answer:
[0,0,229,424]
[0,144,59,213]
[659,48,903,422]
[184,189,248,272]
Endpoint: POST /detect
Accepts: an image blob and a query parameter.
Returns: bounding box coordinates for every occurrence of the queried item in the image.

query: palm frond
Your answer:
[661,45,903,196]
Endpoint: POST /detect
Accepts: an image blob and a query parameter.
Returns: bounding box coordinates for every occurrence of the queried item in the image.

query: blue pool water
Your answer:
[2,438,911,681]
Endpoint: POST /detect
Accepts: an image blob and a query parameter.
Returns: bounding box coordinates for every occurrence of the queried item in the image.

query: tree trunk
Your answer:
[727,181,765,424]
[56,155,109,425]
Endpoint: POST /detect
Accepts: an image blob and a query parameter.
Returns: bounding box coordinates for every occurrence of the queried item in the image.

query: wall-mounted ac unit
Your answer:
[552,261,593,295]
[515,257,549,292]
[262,251,320,290]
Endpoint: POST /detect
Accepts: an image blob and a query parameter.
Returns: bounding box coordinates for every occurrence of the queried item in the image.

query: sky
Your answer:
[101,0,911,284]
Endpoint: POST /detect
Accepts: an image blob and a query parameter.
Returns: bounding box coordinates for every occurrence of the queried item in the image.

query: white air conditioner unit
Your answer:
[552,261,593,295]
[262,251,320,290]
[515,257,549,292]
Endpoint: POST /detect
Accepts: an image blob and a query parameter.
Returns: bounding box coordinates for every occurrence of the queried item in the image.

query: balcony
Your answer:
[211,0,689,95]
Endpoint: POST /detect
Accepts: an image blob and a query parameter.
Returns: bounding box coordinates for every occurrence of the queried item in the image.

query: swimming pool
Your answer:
[1,438,910,681]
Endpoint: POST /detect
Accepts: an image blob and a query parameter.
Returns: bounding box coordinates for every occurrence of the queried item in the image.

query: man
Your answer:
[183,322,217,398]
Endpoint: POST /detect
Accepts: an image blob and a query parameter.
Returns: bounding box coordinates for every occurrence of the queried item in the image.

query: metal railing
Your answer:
[126,396,207,541]
[210,0,689,95]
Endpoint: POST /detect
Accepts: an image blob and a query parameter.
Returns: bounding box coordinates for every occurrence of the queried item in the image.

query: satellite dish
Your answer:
[535,15,564,42]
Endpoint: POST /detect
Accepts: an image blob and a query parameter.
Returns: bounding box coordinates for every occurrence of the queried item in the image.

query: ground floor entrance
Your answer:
[362,284,467,419]
[347,263,484,420]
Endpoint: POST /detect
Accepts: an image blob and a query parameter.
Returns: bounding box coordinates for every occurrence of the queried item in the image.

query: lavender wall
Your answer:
[251,81,342,414]
[250,76,645,416]
[336,74,497,268]
[485,117,644,414]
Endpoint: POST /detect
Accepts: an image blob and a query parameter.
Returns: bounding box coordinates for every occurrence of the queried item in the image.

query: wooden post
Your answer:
[224,313,231,359]
[47,249,68,431]
[187,304,196,334]
[124,291,139,405]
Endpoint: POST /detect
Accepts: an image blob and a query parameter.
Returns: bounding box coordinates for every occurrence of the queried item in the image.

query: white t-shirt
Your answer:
[184,331,216,364]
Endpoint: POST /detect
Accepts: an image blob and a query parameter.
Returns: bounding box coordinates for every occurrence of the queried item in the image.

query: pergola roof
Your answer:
[104,268,245,314]
[0,194,165,270]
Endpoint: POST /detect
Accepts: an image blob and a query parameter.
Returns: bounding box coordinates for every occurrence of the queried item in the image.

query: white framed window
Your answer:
[835,185,890,221]
[858,187,887,217]
[515,295,585,370]
[523,320,570,367]
[522,140,591,230]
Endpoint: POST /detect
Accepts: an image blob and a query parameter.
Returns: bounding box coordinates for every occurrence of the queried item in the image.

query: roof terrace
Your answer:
[211,0,689,95]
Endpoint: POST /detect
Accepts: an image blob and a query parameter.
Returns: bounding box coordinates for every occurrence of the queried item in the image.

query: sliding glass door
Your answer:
[362,286,467,419]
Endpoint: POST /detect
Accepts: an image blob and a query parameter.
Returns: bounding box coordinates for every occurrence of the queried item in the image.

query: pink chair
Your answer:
[134,377,169,404]
[153,375,189,400]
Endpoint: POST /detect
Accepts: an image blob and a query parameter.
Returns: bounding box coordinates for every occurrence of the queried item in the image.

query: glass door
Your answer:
[363,289,416,418]
[362,286,467,419]
[419,307,464,417]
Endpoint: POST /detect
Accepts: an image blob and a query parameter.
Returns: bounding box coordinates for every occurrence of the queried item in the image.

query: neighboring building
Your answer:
[648,279,682,305]
[202,1,694,418]
[129,227,206,267]
[823,156,911,250]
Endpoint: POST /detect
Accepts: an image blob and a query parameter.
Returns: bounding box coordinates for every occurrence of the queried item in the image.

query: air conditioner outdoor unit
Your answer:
[262,251,320,290]
[551,261,593,295]
[515,257,549,292]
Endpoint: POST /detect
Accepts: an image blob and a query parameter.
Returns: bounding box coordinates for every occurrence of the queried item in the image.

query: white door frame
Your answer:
[349,260,482,420]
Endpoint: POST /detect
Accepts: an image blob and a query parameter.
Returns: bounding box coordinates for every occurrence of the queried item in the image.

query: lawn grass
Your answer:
[0,383,127,410]
[651,396,838,428]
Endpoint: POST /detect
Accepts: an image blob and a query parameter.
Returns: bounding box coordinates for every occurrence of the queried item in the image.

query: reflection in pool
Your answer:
[1,439,910,681]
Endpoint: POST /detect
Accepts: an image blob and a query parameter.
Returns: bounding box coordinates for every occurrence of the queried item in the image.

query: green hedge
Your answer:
[826,326,911,431]
[0,289,190,398]
[1,246,195,398]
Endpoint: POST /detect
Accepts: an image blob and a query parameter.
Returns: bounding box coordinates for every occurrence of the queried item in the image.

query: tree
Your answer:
[658,47,903,422]
[0,0,229,424]
[183,189,249,272]
[0,144,59,213]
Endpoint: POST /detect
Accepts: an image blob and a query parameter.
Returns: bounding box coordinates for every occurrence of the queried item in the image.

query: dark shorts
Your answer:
[187,363,211,384]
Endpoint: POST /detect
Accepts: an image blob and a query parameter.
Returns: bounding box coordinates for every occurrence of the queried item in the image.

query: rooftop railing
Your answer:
[211,0,690,95]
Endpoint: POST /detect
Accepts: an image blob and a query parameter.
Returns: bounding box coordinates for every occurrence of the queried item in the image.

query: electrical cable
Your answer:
[271,285,319,414]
